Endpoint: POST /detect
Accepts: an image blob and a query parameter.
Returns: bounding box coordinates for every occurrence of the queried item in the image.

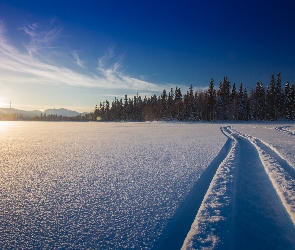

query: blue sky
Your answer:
[0,0,295,112]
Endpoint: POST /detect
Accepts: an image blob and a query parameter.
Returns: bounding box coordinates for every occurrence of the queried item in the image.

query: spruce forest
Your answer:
[93,73,295,122]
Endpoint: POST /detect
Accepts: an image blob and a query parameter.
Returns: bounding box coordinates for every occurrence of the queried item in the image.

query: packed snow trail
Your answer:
[230,127,295,226]
[153,136,232,250]
[182,126,295,249]
[275,126,295,136]
[181,127,239,249]
[227,127,295,249]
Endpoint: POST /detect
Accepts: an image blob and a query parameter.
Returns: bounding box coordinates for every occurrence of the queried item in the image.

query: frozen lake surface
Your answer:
[1,121,295,249]
[0,122,225,249]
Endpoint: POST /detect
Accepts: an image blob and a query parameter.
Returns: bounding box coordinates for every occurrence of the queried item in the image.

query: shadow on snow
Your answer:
[153,131,232,250]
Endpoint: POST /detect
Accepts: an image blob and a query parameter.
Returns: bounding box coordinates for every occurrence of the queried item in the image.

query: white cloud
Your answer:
[19,18,63,57]
[73,51,84,68]
[98,46,115,68]
[0,20,166,93]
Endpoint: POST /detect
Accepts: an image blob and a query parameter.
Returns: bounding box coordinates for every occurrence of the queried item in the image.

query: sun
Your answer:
[0,96,10,108]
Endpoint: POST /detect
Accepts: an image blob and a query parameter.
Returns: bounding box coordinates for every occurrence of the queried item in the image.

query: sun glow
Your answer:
[0,121,15,132]
[0,95,10,108]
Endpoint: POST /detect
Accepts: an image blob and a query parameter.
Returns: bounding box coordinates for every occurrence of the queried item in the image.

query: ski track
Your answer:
[229,127,295,226]
[153,135,232,250]
[181,127,238,249]
[275,126,295,136]
[182,126,295,249]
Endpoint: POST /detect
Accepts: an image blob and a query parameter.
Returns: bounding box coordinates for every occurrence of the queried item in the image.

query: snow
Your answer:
[181,127,238,249]
[1,121,295,249]
[0,121,225,249]
[182,123,295,249]
[230,126,295,225]
[275,125,295,136]
[234,123,295,168]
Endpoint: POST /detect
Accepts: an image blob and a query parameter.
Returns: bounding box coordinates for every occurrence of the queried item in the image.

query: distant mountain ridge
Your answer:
[0,108,88,118]
[45,108,85,117]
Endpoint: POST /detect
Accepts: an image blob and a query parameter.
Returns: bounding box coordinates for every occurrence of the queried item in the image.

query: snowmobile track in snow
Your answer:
[182,126,295,249]
[182,127,239,249]
[275,125,295,136]
[226,126,295,249]
[229,126,295,225]
[153,132,233,250]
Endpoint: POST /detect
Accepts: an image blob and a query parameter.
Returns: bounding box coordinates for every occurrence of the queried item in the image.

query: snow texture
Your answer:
[0,121,225,249]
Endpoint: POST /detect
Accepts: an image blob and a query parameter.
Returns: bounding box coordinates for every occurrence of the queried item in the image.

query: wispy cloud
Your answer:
[19,18,63,57]
[0,20,165,93]
[73,51,84,68]
[98,46,115,68]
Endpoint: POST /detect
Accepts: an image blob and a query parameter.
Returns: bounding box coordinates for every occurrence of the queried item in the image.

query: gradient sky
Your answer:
[0,0,295,112]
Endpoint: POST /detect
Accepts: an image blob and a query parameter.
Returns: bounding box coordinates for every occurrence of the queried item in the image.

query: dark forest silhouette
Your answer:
[93,73,295,122]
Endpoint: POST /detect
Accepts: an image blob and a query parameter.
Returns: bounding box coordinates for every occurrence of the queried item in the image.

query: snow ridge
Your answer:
[275,126,295,136]
[229,127,295,226]
[181,127,238,249]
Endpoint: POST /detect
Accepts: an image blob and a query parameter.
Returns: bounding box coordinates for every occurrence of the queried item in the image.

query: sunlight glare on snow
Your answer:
[0,121,15,132]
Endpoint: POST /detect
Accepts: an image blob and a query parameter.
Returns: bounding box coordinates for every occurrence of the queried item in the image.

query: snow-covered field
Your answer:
[1,121,294,249]
[0,122,225,249]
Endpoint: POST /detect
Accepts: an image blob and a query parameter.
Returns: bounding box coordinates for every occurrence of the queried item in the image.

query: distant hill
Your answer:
[0,108,88,118]
[45,108,81,117]
[0,108,42,118]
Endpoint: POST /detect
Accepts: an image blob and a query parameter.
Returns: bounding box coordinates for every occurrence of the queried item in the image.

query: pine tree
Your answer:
[104,100,110,120]
[243,88,250,120]
[207,78,216,121]
[123,94,129,120]
[118,98,124,120]
[174,86,182,102]
[266,74,275,120]
[174,86,183,120]
[128,98,134,120]
[291,84,295,120]
[167,89,174,120]
[188,84,195,120]
[274,72,283,119]
[194,91,200,120]
[217,77,231,120]
[160,89,168,120]
[196,91,207,120]
[100,102,105,120]
[254,82,265,120]
[284,81,291,119]
[230,82,238,120]
[136,93,143,121]
[183,91,190,120]
[237,83,245,120]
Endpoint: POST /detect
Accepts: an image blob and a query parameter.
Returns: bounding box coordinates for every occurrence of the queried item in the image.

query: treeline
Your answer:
[31,113,90,121]
[0,112,27,121]
[93,73,295,121]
